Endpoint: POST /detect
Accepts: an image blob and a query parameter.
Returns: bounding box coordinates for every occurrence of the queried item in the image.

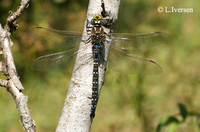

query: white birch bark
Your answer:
[56,0,120,131]
[0,0,36,131]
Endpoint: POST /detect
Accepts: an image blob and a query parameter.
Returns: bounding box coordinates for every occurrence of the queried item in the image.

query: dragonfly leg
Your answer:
[82,36,91,44]
[86,19,92,33]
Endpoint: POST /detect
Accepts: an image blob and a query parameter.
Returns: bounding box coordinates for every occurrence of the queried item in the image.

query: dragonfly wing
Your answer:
[31,45,94,72]
[107,47,162,74]
[109,32,170,50]
[27,26,88,49]
[31,47,79,71]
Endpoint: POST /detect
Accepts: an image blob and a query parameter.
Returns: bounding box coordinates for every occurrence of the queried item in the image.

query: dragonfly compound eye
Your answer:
[90,20,95,25]
[100,20,105,26]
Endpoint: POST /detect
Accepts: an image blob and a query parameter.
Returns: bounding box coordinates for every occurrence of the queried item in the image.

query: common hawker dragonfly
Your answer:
[27,15,169,118]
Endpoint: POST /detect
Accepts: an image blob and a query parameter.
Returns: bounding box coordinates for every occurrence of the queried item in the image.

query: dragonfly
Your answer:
[27,15,169,118]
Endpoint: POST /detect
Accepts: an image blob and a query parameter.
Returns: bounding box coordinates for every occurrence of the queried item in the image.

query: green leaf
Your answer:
[156,116,180,132]
[178,103,187,122]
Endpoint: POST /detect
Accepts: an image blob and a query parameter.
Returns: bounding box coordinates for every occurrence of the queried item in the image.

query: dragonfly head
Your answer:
[90,15,105,27]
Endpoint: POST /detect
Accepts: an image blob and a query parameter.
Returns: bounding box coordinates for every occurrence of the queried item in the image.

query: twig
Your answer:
[6,0,31,34]
[0,0,36,131]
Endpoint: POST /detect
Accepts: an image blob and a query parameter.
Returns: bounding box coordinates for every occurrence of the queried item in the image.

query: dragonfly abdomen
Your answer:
[91,57,99,118]
[90,18,105,117]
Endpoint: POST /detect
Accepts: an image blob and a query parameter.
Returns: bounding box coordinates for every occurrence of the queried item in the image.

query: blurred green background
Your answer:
[0,0,200,132]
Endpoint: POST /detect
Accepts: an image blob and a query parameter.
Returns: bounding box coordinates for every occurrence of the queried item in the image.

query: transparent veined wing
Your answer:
[106,46,162,74]
[27,27,92,71]
[27,26,88,49]
[31,48,78,71]
[109,31,170,50]
[31,46,94,72]
[104,31,169,74]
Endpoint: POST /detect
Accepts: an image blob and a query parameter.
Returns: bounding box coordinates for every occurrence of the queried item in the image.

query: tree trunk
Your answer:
[56,0,120,131]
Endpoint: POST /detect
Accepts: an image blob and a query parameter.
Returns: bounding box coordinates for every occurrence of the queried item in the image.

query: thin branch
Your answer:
[0,0,36,131]
[0,79,8,87]
[56,0,120,131]
[6,0,31,33]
